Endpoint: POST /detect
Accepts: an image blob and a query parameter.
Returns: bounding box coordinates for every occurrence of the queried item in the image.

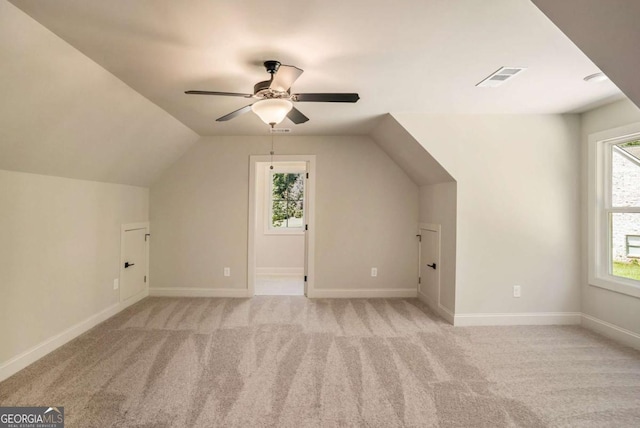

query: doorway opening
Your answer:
[248,155,316,296]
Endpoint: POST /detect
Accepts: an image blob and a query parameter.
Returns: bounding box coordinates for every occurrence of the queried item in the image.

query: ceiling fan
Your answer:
[185,60,359,126]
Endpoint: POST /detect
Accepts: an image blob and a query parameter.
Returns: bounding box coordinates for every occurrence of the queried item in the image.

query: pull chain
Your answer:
[270,123,275,170]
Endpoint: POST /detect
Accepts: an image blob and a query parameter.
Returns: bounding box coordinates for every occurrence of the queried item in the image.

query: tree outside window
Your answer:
[271,172,304,229]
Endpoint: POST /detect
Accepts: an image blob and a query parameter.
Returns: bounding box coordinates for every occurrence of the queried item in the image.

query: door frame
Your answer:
[248,155,316,297]
[119,222,150,302]
[418,222,442,309]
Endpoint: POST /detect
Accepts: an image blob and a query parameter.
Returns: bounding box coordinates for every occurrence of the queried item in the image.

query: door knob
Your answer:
[427,263,436,270]
[124,262,135,268]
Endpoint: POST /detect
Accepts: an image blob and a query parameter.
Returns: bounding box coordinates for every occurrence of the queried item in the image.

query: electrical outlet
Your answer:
[513,285,521,298]
[371,267,378,277]
[224,267,231,277]
[113,279,119,290]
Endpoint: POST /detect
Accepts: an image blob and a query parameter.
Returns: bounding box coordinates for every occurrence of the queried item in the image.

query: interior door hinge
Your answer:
[306,172,309,179]
[305,224,308,231]
[145,233,151,241]
[418,277,421,284]
[144,275,147,283]
[416,234,421,242]
[304,275,307,282]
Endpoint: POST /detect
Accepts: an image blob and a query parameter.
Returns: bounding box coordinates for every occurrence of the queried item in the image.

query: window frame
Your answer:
[264,165,306,235]
[588,123,640,298]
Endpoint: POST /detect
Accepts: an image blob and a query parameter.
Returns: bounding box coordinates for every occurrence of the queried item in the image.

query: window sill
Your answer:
[589,274,640,299]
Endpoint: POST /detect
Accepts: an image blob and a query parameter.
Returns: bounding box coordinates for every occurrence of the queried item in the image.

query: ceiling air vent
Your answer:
[476,66,527,88]
[270,128,291,134]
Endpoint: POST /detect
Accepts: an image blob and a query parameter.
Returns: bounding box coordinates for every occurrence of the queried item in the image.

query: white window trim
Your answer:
[588,122,640,299]
[263,165,306,236]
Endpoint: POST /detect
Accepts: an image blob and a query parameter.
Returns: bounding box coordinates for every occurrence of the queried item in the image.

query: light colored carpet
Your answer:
[255,275,304,296]
[1,297,639,427]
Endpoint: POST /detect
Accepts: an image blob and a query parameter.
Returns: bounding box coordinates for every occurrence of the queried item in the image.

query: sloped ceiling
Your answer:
[370,115,453,186]
[2,0,633,188]
[532,0,640,112]
[9,0,622,136]
[0,2,198,187]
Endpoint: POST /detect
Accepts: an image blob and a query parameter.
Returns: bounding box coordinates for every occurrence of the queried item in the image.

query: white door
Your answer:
[121,227,147,301]
[419,226,440,305]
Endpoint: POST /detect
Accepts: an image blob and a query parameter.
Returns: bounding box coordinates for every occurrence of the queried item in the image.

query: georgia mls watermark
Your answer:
[0,407,64,428]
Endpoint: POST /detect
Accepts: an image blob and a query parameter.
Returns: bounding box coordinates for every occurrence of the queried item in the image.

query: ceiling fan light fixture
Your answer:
[251,99,293,126]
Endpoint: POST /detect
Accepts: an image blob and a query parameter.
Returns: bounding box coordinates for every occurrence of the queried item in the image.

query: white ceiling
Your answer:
[371,115,453,186]
[9,0,623,136]
[532,0,640,114]
[0,1,198,187]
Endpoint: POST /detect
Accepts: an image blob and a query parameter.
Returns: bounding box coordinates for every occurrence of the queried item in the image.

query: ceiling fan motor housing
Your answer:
[253,80,272,96]
[253,82,289,98]
[254,60,287,98]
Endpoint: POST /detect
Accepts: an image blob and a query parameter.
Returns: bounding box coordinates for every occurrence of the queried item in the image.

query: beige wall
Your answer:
[150,136,419,292]
[580,98,640,335]
[0,169,148,364]
[394,113,582,315]
[419,182,457,312]
[255,162,304,270]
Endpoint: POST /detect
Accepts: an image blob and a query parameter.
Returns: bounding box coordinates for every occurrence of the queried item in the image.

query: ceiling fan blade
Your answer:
[287,107,309,124]
[216,104,253,122]
[293,93,360,103]
[269,65,304,92]
[185,90,253,98]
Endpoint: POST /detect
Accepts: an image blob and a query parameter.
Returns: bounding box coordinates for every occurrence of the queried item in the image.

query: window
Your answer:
[627,235,640,258]
[269,171,305,232]
[589,125,640,297]
[609,141,640,281]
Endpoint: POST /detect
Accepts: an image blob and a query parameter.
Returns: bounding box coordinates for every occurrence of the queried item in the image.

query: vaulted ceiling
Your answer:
[0,1,198,187]
[10,0,623,136]
[532,0,640,113]
[4,0,639,188]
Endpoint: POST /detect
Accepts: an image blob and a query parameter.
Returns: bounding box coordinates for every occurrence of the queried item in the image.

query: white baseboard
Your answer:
[149,287,250,298]
[256,267,304,276]
[454,311,582,326]
[309,288,417,299]
[417,291,455,324]
[0,289,148,383]
[439,305,455,324]
[581,313,640,351]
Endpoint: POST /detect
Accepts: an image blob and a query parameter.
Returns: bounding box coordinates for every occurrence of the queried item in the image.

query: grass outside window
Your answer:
[612,261,640,281]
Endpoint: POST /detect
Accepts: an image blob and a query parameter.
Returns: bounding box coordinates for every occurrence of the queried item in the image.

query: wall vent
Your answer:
[476,66,527,87]
[270,128,292,134]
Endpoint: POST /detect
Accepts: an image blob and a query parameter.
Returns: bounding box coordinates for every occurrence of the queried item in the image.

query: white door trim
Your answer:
[119,222,150,302]
[248,155,316,297]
